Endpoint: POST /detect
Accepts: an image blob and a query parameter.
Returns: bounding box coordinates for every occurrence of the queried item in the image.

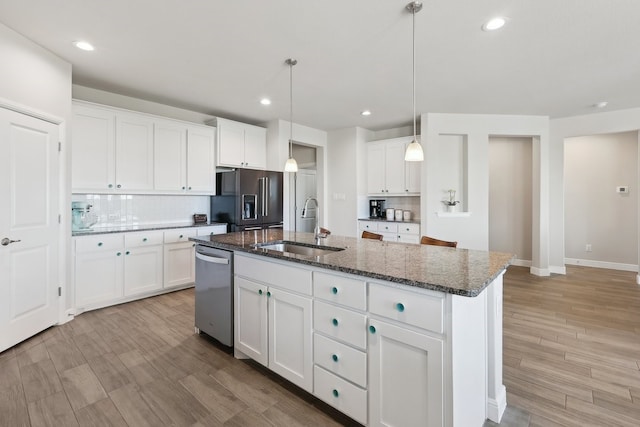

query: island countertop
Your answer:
[191,229,513,297]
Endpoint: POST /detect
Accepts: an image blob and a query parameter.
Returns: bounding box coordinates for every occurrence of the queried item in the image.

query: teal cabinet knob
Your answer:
[331,286,338,295]
[182,186,186,190]
[188,186,192,190]
[369,325,376,334]
[117,184,122,188]
[332,389,339,398]
[108,184,113,188]
[179,234,184,238]
[125,251,130,255]
[258,289,263,295]
[210,232,214,236]
[267,291,271,297]
[192,243,195,247]
[396,302,405,312]
[97,242,103,247]
[332,318,339,326]
[116,252,121,256]
[143,237,147,242]
[332,354,339,362]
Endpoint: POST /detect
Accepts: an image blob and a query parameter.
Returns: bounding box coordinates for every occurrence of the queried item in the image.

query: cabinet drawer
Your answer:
[398,223,420,235]
[369,282,444,334]
[196,225,227,237]
[124,231,164,247]
[235,254,312,296]
[314,366,367,425]
[378,222,398,233]
[397,234,419,244]
[313,271,366,311]
[358,221,378,232]
[163,228,197,243]
[314,301,367,349]
[75,234,123,253]
[314,333,366,388]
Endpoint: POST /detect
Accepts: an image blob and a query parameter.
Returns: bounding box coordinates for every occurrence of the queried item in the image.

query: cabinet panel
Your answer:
[385,141,406,193]
[154,121,186,191]
[314,366,367,425]
[217,119,246,167]
[186,127,215,192]
[75,250,123,308]
[75,234,123,253]
[314,333,367,387]
[269,287,313,392]
[366,143,385,194]
[124,231,164,247]
[163,241,195,288]
[163,228,197,243]
[115,113,154,191]
[313,271,366,311]
[358,221,378,232]
[196,225,227,237]
[72,105,115,191]
[235,255,312,295]
[124,245,163,296]
[235,277,268,366]
[314,300,367,350]
[243,125,267,169]
[368,319,443,427]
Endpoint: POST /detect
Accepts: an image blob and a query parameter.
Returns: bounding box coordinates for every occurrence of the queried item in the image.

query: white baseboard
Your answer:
[549,265,566,275]
[529,266,550,277]
[487,385,507,423]
[58,309,76,325]
[510,259,531,267]
[565,258,639,272]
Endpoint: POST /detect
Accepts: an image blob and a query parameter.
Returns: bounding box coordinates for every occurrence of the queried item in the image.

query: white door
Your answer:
[0,108,60,353]
[293,169,317,233]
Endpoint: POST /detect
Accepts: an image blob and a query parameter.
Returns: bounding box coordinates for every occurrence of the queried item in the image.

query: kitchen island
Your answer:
[191,229,512,426]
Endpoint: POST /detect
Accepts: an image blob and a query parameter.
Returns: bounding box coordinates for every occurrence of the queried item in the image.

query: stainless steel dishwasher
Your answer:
[194,245,233,347]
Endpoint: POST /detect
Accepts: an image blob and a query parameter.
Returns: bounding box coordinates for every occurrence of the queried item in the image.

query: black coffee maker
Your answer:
[369,199,386,218]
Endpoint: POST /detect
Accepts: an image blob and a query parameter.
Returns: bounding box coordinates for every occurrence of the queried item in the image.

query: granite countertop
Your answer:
[72,222,227,237]
[358,217,420,224]
[191,229,513,297]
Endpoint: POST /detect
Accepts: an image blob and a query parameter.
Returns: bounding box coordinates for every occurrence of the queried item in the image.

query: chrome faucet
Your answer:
[301,197,329,243]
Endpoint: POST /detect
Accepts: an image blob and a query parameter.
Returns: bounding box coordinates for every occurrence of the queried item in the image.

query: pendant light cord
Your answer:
[289,60,294,158]
[412,4,417,141]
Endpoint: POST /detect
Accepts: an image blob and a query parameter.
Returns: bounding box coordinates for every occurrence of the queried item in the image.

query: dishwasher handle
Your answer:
[196,251,230,265]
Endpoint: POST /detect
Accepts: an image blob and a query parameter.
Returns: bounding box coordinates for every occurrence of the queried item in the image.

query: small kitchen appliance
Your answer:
[71,201,97,231]
[386,208,395,220]
[369,199,386,218]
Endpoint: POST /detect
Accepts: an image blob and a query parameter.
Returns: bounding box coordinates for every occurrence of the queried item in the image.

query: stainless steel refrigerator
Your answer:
[210,169,283,232]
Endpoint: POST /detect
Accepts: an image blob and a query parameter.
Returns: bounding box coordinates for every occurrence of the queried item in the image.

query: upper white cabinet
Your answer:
[215,117,266,169]
[367,137,421,196]
[72,101,215,194]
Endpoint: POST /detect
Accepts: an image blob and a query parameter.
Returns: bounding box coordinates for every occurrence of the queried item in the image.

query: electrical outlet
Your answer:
[585,244,592,252]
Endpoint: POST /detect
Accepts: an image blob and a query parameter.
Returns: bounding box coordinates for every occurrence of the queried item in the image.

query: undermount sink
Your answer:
[252,241,345,257]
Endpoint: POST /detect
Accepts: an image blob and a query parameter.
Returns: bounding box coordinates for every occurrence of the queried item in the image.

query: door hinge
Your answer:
[58,286,62,297]
[58,141,62,152]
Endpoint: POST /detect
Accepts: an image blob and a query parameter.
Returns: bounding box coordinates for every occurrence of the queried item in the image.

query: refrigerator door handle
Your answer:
[264,177,269,217]
[259,177,265,217]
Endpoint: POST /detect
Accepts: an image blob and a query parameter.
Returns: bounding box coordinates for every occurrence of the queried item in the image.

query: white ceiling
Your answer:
[1,0,639,131]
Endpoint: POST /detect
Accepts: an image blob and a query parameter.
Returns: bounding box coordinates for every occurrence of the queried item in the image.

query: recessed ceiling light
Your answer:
[260,98,271,106]
[594,101,608,109]
[361,110,372,116]
[482,17,507,31]
[73,41,95,51]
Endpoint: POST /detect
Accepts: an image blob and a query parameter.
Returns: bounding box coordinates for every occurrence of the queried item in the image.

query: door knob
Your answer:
[1,238,21,246]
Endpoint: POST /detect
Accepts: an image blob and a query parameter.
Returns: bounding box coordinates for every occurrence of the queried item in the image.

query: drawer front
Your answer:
[398,223,420,235]
[235,254,312,295]
[314,366,367,425]
[358,221,378,232]
[124,231,164,248]
[75,234,124,253]
[378,222,398,233]
[397,234,419,244]
[369,282,444,334]
[314,333,366,387]
[379,232,398,242]
[196,225,227,236]
[163,228,197,243]
[314,300,367,349]
[313,271,366,311]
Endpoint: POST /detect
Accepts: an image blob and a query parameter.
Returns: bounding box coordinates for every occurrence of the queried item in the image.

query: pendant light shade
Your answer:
[405,1,424,162]
[284,58,298,173]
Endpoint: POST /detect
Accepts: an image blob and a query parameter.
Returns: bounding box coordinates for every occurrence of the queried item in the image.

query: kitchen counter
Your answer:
[190,229,512,297]
[72,222,227,236]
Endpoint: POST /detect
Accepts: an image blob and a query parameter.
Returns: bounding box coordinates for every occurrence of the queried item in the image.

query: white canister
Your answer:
[386,208,395,220]
[403,210,411,221]
[395,210,403,221]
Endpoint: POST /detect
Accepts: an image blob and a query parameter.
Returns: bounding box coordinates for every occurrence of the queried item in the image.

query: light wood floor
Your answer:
[503,265,640,426]
[2,265,639,426]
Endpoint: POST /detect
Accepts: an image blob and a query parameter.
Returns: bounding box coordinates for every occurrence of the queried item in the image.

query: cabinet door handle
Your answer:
[331,286,338,295]
[117,184,122,188]
[188,186,192,190]
[97,242,103,247]
[369,325,376,334]
[332,354,339,362]
[332,389,339,398]
[182,186,186,190]
[108,184,113,188]
[143,237,148,242]
[116,252,122,256]
[396,302,405,312]
[332,318,339,326]
[179,234,184,238]
[258,289,263,295]
[267,291,271,297]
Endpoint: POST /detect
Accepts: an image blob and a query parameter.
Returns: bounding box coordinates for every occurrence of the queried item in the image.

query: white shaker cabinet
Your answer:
[358,220,420,244]
[115,112,154,191]
[75,235,124,309]
[235,276,269,365]
[123,231,164,297]
[214,117,266,169]
[163,229,197,289]
[366,137,421,196]
[186,126,215,193]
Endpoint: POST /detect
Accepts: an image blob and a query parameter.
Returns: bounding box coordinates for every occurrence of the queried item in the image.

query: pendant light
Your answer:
[284,58,299,172]
[404,1,424,162]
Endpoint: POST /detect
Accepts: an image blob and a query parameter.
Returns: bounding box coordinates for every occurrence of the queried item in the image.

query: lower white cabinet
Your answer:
[124,245,163,296]
[358,220,420,244]
[234,254,313,392]
[75,245,124,308]
[163,241,196,288]
[368,318,444,427]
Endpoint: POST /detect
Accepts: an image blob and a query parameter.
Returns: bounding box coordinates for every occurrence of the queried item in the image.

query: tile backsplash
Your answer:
[380,196,421,220]
[72,194,210,228]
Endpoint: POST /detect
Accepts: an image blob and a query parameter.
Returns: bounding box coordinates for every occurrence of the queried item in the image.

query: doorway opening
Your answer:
[288,143,318,233]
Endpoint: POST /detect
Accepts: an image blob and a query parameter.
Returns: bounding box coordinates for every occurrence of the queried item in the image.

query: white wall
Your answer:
[0,23,73,311]
[421,113,550,275]
[564,131,638,268]
[326,127,372,236]
[549,107,640,276]
[489,137,533,263]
